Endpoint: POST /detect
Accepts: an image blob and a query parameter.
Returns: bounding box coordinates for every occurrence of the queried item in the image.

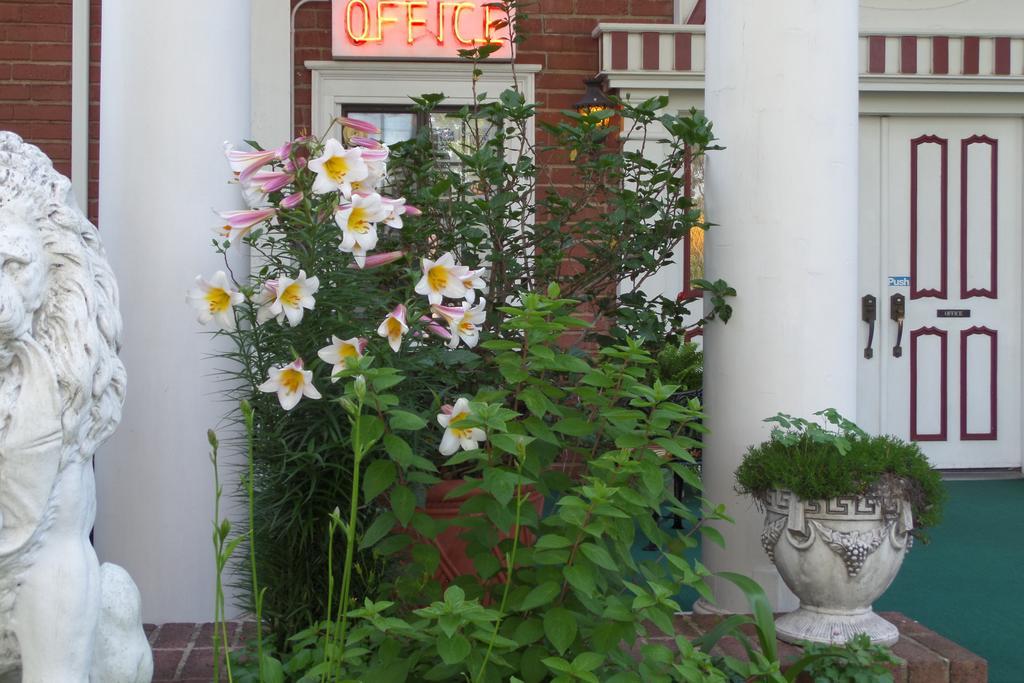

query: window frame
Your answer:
[307,60,539,146]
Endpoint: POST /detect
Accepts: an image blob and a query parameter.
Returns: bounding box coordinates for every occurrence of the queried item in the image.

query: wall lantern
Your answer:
[574,77,614,126]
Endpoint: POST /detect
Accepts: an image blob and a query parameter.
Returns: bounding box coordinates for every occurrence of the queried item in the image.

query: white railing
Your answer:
[593,24,1024,79]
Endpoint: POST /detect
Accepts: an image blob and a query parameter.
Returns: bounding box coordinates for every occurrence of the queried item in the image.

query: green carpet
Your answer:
[875,479,1024,683]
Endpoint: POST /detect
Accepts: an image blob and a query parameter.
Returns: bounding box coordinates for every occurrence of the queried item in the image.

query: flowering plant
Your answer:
[192,68,732,640]
[194,114,508,638]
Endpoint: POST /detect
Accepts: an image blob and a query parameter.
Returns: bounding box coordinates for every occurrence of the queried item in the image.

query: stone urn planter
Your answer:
[760,489,914,645]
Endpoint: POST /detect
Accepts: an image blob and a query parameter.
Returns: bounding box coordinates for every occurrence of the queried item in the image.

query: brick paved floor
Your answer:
[148,612,986,682]
[148,621,253,683]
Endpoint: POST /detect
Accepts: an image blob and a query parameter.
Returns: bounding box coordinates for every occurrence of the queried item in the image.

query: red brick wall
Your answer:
[0,0,101,224]
[291,0,675,140]
[0,0,73,176]
[88,0,100,224]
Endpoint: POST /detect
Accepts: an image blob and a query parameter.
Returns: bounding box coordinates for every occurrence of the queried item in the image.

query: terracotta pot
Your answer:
[761,489,913,645]
[422,480,543,585]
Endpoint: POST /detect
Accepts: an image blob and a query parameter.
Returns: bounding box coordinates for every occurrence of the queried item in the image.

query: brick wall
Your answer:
[0,0,73,176]
[88,0,100,224]
[0,0,101,224]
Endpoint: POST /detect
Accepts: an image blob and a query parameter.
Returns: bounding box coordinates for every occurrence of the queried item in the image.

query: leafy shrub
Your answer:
[799,634,902,682]
[656,340,703,394]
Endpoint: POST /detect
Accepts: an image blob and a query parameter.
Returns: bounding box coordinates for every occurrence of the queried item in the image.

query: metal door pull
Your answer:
[890,293,905,358]
[862,294,877,359]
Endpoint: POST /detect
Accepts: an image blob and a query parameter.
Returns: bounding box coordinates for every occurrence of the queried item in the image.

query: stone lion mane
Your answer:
[0,132,125,466]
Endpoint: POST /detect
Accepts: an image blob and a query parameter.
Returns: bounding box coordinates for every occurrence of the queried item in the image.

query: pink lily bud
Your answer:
[360,148,389,162]
[430,304,464,321]
[250,170,293,193]
[349,136,383,149]
[224,146,278,179]
[352,250,405,269]
[420,315,453,340]
[440,404,454,416]
[280,192,304,209]
[404,204,423,217]
[337,116,381,134]
[219,207,277,228]
[216,207,277,242]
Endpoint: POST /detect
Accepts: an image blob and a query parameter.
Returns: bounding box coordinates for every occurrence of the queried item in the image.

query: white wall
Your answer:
[97,0,251,622]
[861,0,1024,34]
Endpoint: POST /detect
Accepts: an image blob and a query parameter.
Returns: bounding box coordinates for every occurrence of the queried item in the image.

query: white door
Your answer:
[859,116,1023,469]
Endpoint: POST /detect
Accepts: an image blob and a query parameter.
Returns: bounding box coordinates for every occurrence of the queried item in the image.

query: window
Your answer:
[307,60,539,149]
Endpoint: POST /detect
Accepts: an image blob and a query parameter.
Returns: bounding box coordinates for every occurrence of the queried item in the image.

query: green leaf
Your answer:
[553,417,596,437]
[384,433,438,471]
[260,654,285,683]
[374,534,411,556]
[519,581,560,611]
[363,460,397,502]
[481,340,521,351]
[359,512,396,549]
[541,656,573,675]
[614,433,650,449]
[534,534,573,550]
[482,468,518,506]
[700,525,726,548]
[491,432,535,456]
[519,387,550,417]
[389,410,428,431]
[357,415,386,451]
[543,607,577,655]
[563,564,596,597]
[443,448,487,467]
[391,485,416,527]
[437,633,471,665]
[513,618,545,645]
[572,652,605,672]
[579,542,617,571]
[718,571,779,662]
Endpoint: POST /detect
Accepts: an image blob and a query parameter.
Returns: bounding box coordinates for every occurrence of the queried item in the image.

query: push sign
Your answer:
[888,276,911,287]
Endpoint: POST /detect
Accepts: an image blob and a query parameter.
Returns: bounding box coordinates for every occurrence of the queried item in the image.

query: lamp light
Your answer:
[574,76,614,125]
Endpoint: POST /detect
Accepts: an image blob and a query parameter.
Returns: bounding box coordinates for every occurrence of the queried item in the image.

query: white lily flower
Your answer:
[414,252,471,305]
[432,299,486,349]
[376,305,409,352]
[461,268,488,305]
[317,335,367,382]
[252,270,319,326]
[259,358,321,411]
[437,398,486,456]
[381,197,415,230]
[186,271,244,330]
[336,193,388,268]
[351,164,386,195]
[308,138,369,197]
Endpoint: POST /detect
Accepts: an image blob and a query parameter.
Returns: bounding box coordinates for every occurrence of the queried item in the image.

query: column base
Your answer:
[692,597,731,615]
[775,606,899,646]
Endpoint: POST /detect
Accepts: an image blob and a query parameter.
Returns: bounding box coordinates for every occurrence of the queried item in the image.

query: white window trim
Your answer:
[306,61,539,143]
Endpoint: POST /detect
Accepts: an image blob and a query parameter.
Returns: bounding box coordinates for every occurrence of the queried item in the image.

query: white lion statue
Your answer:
[0,133,152,683]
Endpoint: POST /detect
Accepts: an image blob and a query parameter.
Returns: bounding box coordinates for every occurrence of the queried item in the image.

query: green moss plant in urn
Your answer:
[735,410,945,645]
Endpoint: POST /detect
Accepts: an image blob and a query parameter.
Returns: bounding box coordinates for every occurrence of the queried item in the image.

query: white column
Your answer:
[699,0,859,613]
[97,0,251,622]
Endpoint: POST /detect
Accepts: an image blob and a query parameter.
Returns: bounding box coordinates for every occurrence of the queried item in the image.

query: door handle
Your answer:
[890,293,905,358]
[861,295,877,359]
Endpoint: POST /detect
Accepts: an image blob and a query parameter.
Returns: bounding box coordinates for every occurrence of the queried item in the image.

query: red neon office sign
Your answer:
[331,1,514,60]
